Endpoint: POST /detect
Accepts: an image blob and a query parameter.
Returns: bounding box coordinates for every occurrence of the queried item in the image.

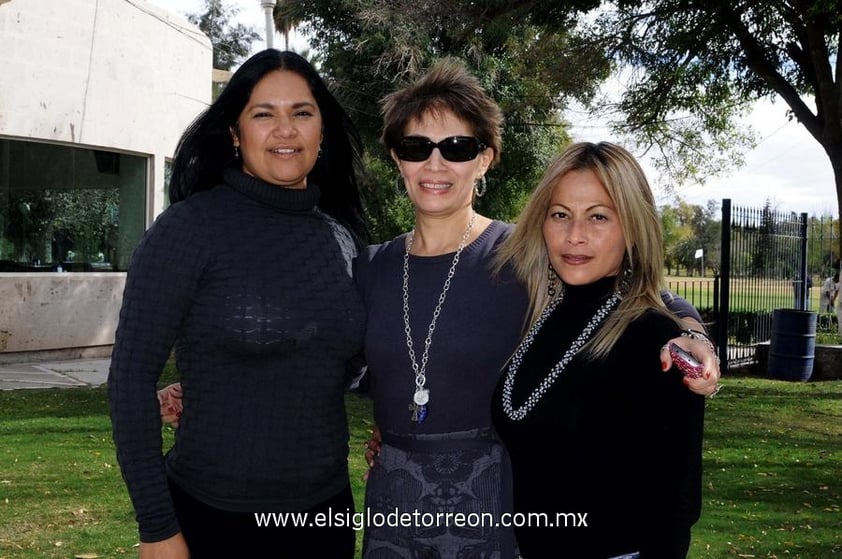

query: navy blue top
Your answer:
[354,221,528,435]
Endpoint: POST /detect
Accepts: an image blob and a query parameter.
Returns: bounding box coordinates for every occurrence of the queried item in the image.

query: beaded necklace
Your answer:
[501,288,620,421]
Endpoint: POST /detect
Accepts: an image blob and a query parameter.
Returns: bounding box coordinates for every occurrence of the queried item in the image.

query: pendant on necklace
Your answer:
[411,388,429,423]
[409,402,428,423]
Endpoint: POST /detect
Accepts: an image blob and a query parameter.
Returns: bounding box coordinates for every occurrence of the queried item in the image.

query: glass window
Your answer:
[163,158,173,210]
[0,139,147,272]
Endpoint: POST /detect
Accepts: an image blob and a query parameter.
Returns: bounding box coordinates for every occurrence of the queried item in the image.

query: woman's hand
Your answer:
[661,335,721,396]
[139,532,189,559]
[362,425,381,480]
[158,383,183,428]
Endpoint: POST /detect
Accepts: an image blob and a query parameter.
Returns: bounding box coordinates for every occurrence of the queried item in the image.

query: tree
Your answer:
[585,0,842,257]
[188,0,260,71]
[699,199,722,275]
[281,0,609,240]
[273,0,300,51]
[660,197,720,276]
[52,189,119,262]
[807,213,840,277]
[660,201,694,275]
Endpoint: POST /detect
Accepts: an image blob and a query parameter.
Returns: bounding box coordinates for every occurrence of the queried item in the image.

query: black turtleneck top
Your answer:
[108,169,365,542]
[492,277,705,558]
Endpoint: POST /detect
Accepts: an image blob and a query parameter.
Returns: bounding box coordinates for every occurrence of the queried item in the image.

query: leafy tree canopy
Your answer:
[275,1,841,254]
[188,0,260,71]
[281,0,611,239]
[584,0,842,253]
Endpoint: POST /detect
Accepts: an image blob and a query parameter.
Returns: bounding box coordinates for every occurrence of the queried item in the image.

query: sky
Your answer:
[146,0,839,218]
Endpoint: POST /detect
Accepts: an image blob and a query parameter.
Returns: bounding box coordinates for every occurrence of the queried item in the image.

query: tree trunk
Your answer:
[830,145,842,271]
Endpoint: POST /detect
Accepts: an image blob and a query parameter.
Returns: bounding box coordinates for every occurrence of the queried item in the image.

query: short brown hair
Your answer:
[380,58,503,166]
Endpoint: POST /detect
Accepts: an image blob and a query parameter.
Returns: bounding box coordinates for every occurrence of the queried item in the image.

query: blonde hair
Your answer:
[495,141,679,358]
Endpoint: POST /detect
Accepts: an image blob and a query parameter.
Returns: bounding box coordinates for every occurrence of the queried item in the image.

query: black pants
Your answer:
[169,479,356,558]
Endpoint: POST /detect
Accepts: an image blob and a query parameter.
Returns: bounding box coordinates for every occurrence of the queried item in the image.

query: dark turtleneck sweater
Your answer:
[492,277,705,559]
[108,169,365,542]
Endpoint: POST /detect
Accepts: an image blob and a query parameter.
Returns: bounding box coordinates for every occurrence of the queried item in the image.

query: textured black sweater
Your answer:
[108,169,365,542]
[493,277,705,558]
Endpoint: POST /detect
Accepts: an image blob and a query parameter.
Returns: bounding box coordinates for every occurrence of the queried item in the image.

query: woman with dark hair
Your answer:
[108,50,367,558]
[167,49,368,245]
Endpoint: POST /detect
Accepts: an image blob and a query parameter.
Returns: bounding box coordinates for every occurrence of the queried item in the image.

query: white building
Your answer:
[0,0,212,362]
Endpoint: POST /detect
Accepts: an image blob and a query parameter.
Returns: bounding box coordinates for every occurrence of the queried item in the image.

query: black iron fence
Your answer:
[717,201,811,368]
[666,200,838,373]
[665,277,718,328]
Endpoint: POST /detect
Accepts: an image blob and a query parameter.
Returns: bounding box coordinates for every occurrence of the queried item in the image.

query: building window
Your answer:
[0,139,146,272]
[164,158,173,210]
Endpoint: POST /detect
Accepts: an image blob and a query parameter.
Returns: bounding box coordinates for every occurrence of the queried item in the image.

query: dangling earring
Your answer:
[233,145,240,159]
[395,174,407,196]
[474,176,487,198]
[318,144,323,159]
[547,263,558,297]
[617,260,633,296]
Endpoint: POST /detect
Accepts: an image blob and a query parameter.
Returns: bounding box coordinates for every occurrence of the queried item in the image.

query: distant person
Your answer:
[821,272,837,313]
[835,272,842,335]
[108,50,368,559]
[806,275,813,309]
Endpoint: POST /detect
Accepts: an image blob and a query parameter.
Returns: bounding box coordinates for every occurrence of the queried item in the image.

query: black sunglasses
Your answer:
[395,136,487,162]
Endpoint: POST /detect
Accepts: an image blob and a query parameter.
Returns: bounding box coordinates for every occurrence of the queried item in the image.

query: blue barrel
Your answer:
[768,309,817,381]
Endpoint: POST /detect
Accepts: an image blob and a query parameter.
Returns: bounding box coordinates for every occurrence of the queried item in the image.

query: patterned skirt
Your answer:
[362,428,518,559]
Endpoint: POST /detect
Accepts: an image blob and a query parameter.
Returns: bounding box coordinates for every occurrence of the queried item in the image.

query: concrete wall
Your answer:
[0,273,125,353]
[0,0,212,217]
[0,0,212,359]
[755,341,842,381]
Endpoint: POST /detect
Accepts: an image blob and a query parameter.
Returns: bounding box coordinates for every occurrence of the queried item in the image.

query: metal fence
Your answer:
[667,200,838,373]
[717,200,811,369]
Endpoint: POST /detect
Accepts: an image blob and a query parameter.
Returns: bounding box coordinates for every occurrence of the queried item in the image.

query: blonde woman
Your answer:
[493,142,705,558]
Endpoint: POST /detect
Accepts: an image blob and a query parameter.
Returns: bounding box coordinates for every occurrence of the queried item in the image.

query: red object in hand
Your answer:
[669,342,704,379]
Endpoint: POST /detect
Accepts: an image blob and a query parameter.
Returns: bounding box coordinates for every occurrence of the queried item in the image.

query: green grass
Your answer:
[666,275,842,345]
[666,275,831,314]
[1,378,840,558]
[689,377,842,558]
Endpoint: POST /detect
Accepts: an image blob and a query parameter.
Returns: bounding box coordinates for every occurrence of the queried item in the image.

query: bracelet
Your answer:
[681,328,720,365]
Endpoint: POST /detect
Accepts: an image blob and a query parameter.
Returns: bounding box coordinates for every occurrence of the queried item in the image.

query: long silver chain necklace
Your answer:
[501,288,620,421]
[403,211,476,424]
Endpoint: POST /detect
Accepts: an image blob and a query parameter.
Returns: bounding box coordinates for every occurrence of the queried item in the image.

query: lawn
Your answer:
[665,275,832,315]
[1,377,840,558]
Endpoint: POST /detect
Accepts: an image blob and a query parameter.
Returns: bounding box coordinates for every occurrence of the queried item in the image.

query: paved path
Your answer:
[0,358,110,390]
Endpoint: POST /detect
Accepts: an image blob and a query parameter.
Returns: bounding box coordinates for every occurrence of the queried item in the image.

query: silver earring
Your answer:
[617,262,633,296]
[233,145,240,159]
[547,263,557,297]
[474,176,487,198]
[395,175,407,196]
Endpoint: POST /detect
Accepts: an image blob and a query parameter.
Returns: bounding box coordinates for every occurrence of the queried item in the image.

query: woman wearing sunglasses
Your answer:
[354,59,720,558]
